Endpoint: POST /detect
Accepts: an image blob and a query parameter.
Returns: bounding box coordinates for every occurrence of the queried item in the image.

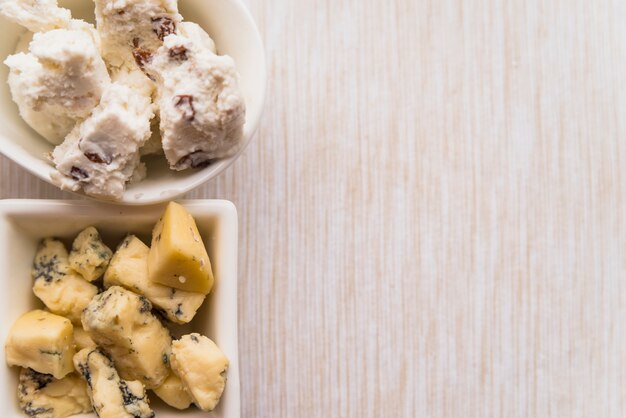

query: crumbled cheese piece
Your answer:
[68,226,113,281]
[17,368,91,418]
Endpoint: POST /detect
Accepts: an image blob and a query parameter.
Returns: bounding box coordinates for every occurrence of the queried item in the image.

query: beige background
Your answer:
[2,0,626,416]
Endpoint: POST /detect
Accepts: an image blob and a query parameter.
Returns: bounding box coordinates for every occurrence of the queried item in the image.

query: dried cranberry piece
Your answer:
[84,152,112,165]
[132,48,153,70]
[151,16,176,41]
[70,166,89,181]
[175,151,216,169]
[173,95,195,121]
[169,45,187,61]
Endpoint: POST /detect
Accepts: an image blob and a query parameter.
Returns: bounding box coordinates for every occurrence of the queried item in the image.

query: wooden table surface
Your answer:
[2,0,626,416]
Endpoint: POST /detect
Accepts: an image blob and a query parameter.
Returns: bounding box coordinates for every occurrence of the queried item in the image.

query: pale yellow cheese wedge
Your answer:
[5,310,75,379]
[105,234,205,323]
[152,372,193,410]
[148,202,214,294]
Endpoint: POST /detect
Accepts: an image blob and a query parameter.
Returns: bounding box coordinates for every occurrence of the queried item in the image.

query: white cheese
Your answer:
[170,333,229,411]
[151,372,193,410]
[81,286,171,389]
[50,79,154,200]
[0,0,71,32]
[5,310,75,379]
[18,368,91,418]
[3,21,110,144]
[68,226,112,281]
[31,238,99,324]
[144,28,245,170]
[73,348,154,418]
[93,0,181,71]
[104,235,205,324]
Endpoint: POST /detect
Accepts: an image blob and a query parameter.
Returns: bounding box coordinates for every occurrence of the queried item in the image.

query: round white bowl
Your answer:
[0,0,265,205]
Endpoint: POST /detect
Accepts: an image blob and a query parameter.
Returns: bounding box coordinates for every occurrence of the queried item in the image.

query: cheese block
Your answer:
[105,235,205,323]
[32,238,99,324]
[148,202,214,294]
[18,368,91,418]
[81,286,171,388]
[72,326,96,351]
[73,348,154,418]
[5,310,75,379]
[68,226,112,281]
[152,373,193,410]
[170,333,228,411]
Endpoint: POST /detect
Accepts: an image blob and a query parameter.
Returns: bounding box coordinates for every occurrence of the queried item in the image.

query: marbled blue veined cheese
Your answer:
[81,286,171,388]
[32,238,99,324]
[171,333,229,411]
[104,235,205,323]
[73,348,154,418]
[5,310,75,379]
[17,368,91,418]
[68,226,112,281]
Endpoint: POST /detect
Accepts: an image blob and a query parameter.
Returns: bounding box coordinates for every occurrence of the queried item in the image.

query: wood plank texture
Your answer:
[2,0,626,416]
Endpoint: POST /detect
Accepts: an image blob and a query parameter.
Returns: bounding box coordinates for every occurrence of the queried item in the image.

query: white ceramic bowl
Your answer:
[0,0,266,205]
[0,199,240,418]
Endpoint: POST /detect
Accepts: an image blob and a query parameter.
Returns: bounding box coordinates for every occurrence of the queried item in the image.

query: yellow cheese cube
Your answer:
[170,333,229,411]
[5,310,75,379]
[148,202,214,294]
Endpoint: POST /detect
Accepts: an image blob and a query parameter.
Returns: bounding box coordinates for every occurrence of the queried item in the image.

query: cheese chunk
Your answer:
[5,310,75,379]
[170,333,228,411]
[148,202,214,294]
[73,348,154,418]
[50,79,154,201]
[81,286,171,388]
[4,21,110,144]
[32,238,99,324]
[18,368,91,418]
[72,327,96,351]
[0,0,71,33]
[68,227,112,281]
[93,0,181,71]
[105,235,205,323]
[144,28,245,170]
[152,373,193,410]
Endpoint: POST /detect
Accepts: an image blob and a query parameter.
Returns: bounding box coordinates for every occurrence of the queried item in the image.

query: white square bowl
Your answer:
[0,199,239,418]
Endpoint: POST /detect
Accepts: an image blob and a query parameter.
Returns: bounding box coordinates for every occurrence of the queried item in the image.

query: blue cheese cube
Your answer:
[18,368,91,418]
[68,226,112,281]
[5,310,75,379]
[170,333,228,411]
[104,235,205,324]
[81,286,171,388]
[32,238,99,324]
[73,348,154,418]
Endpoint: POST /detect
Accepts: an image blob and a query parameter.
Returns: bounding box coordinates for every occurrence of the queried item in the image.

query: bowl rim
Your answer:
[0,0,266,206]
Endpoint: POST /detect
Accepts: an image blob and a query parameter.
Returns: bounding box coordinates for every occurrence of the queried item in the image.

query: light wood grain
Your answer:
[2,0,626,416]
